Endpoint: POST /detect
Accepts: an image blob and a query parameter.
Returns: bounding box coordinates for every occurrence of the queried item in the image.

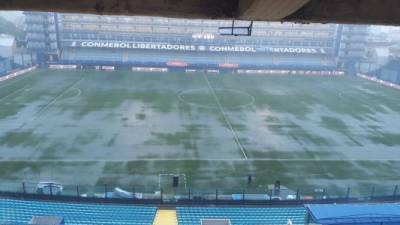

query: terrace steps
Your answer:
[153,209,178,225]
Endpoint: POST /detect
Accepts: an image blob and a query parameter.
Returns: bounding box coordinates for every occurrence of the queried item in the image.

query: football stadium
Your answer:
[1,2,400,224]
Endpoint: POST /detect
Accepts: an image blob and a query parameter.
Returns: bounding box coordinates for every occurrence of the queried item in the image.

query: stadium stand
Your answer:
[0,198,157,225]
[0,34,15,75]
[305,203,400,225]
[23,12,368,72]
[176,207,306,225]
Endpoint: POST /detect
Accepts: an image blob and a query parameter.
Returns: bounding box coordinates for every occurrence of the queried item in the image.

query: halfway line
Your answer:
[202,73,248,160]
[1,158,400,162]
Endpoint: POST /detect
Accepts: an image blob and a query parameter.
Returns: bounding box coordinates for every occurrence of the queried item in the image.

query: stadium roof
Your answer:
[0,0,400,25]
[305,204,400,225]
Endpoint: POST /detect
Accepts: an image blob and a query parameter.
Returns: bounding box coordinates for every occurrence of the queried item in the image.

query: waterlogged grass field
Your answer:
[0,69,400,194]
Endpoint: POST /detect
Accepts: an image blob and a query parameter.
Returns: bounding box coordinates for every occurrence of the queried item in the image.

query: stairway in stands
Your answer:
[153,209,178,225]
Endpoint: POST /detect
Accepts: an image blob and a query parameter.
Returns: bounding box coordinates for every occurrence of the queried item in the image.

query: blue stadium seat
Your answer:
[176,207,306,225]
[0,199,156,225]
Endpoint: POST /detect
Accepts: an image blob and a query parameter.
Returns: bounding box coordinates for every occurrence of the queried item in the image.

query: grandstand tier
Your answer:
[23,12,369,71]
[177,207,306,225]
[0,199,157,225]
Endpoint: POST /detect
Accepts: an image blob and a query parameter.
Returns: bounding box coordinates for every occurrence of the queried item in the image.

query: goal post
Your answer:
[158,173,187,189]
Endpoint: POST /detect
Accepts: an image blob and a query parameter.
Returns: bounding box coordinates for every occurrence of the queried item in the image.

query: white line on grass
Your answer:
[0,85,28,102]
[0,71,36,89]
[202,73,248,160]
[73,87,82,98]
[34,77,84,117]
[177,88,256,109]
[2,158,400,162]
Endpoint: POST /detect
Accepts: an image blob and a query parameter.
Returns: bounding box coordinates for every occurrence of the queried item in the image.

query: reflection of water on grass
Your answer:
[178,88,255,109]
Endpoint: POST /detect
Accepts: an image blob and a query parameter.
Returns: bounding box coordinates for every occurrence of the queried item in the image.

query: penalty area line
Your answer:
[0,85,29,102]
[0,72,34,89]
[34,77,84,117]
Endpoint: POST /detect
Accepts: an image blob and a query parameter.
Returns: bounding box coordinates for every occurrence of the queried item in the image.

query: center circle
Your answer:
[178,88,255,109]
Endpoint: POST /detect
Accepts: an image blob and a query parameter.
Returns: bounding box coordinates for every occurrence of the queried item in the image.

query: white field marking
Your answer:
[202,73,248,160]
[0,66,37,83]
[0,85,29,102]
[0,74,32,90]
[72,87,82,98]
[1,158,400,162]
[177,88,256,109]
[34,77,84,117]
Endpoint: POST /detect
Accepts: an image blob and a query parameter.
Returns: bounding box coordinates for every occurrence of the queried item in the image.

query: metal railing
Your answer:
[1,181,400,206]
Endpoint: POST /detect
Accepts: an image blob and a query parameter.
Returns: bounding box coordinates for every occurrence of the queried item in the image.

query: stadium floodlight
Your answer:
[219,20,253,36]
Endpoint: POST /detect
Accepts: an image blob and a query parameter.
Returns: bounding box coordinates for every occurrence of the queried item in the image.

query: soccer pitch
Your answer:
[1,69,400,194]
